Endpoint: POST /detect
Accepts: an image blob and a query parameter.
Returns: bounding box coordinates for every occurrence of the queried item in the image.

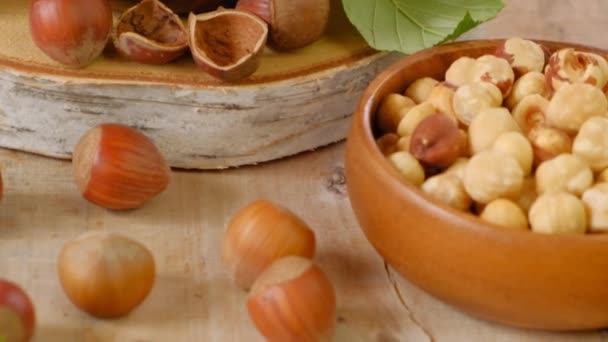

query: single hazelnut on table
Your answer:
[376,93,416,133]
[469,55,515,96]
[404,77,440,104]
[527,126,573,167]
[247,256,336,342]
[72,123,171,210]
[409,113,467,168]
[445,56,475,87]
[506,71,551,110]
[396,102,436,137]
[376,133,400,156]
[573,116,608,172]
[112,0,189,65]
[512,94,549,133]
[546,83,608,134]
[426,83,458,121]
[468,107,521,155]
[480,198,528,230]
[236,0,330,51]
[387,151,425,186]
[492,131,533,176]
[582,183,608,232]
[529,192,587,234]
[452,82,503,126]
[535,154,593,196]
[188,10,268,81]
[0,280,36,342]
[58,232,156,318]
[515,176,537,213]
[495,37,546,77]
[221,200,316,290]
[421,173,472,211]
[545,48,608,91]
[463,150,524,204]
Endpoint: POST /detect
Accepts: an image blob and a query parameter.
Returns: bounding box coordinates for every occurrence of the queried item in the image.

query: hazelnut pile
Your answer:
[376,37,608,235]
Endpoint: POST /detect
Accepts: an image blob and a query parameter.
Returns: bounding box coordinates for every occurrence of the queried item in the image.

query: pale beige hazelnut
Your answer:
[376,133,400,156]
[463,150,524,204]
[515,176,537,213]
[545,49,607,91]
[529,192,587,234]
[470,55,515,96]
[505,72,551,110]
[495,37,546,77]
[582,183,608,232]
[596,168,608,183]
[396,135,411,152]
[453,82,503,126]
[387,151,425,186]
[421,173,472,211]
[468,108,521,155]
[445,57,475,87]
[445,157,469,181]
[492,131,533,175]
[535,154,593,196]
[426,83,458,122]
[404,77,440,104]
[396,102,436,137]
[480,198,528,230]
[377,93,416,133]
[512,94,549,133]
[527,126,572,166]
[572,116,608,172]
[546,83,608,134]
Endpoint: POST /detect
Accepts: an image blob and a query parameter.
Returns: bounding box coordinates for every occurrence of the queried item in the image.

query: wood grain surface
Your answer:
[1,0,608,341]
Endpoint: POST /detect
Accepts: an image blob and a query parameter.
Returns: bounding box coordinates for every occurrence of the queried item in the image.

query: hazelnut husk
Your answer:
[113,0,189,64]
[188,9,268,81]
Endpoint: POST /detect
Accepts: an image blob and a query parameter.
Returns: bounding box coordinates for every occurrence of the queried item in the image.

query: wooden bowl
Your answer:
[345,39,608,331]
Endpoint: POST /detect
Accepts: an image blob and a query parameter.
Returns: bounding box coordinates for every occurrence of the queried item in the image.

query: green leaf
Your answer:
[342,0,505,54]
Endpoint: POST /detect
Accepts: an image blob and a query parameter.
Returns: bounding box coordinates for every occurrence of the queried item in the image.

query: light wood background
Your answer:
[2,0,608,341]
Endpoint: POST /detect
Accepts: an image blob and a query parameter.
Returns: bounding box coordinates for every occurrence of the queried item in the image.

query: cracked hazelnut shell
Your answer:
[188,10,268,81]
[113,0,188,64]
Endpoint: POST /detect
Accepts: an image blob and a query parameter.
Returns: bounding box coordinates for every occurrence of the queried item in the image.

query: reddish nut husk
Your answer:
[188,10,268,81]
[247,257,336,342]
[0,280,36,342]
[113,0,188,64]
[410,114,468,168]
[237,0,330,50]
[72,124,171,210]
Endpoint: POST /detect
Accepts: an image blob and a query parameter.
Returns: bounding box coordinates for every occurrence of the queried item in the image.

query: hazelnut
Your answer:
[492,131,533,175]
[582,183,608,232]
[404,77,440,104]
[468,108,521,155]
[505,71,551,110]
[396,102,436,137]
[529,192,587,234]
[463,150,524,204]
[495,37,546,77]
[545,48,607,91]
[421,173,472,211]
[596,168,608,183]
[409,113,468,167]
[426,83,458,122]
[445,157,469,181]
[515,176,537,213]
[376,133,400,156]
[445,57,475,87]
[470,55,515,96]
[527,126,573,166]
[377,93,416,133]
[546,83,608,134]
[396,135,412,152]
[480,198,528,230]
[572,116,608,172]
[453,82,503,126]
[512,94,549,133]
[387,151,425,186]
[535,153,593,196]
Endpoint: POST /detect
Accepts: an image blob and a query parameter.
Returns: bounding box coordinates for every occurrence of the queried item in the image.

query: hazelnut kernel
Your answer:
[527,126,573,166]
[572,116,608,172]
[421,173,472,211]
[546,83,608,134]
[387,151,425,186]
[470,55,515,96]
[463,150,524,204]
[529,192,587,234]
[404,77,440,104]
[426,83,458,122]
[535,153,593,196]
[582,183,608,232]
[409,113,467,168]
[396,135,412,152]
[453,82,503,126]
[396,102,436,137]
[377,93,416,133]
[445,57,475,87]
[468,108,521,155]
[376,133,400,156]
[512,94,549,133]
[480,198,528,230]
[515,176,537,213]
[596,168,608,183]
[492,131,533,175]
[506,71,551,110]
[545,49,607,91]
[445,157,469,181]
[495,37,546,77]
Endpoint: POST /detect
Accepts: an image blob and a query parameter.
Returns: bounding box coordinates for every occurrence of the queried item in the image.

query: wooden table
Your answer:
[2,0,608,340]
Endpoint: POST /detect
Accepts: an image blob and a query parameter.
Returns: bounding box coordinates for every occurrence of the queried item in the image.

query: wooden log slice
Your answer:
[0,0,400,169]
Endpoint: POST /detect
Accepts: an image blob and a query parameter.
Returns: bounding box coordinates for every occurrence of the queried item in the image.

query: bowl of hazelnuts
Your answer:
[345,38,608,330]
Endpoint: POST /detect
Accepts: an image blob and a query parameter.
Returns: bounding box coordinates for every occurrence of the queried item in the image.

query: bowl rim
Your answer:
[352,38,608,241]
